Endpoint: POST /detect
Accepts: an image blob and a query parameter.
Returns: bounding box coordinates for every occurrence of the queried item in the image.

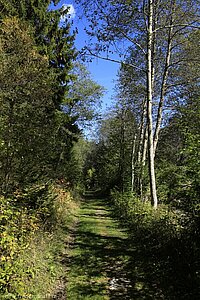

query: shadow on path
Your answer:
[65,195,166,299]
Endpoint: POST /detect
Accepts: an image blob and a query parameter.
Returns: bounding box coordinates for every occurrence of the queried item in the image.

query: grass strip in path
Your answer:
[66,195,135,300]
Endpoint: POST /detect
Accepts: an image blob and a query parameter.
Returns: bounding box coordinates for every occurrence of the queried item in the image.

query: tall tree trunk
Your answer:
[137,98,147,166]
[153,0,175,155]
[147,0,158,208]
[137,99,147,197]
[131,131,137,192]
[140,124,148,199]
[119,108,125,193]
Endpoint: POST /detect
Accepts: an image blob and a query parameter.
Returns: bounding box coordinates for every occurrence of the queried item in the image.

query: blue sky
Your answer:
[50,1,120,111]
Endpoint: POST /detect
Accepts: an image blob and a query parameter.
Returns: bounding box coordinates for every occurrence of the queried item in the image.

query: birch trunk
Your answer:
[137,98,147,166]
[119,109,125,193]
[147,0,158,208]
[153,0,175,155]
[137,99,147,197]
[131,131,137,192]
[140,124,148,199]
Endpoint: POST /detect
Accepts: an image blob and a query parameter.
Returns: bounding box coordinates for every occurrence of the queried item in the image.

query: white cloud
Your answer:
[60,4,76,21]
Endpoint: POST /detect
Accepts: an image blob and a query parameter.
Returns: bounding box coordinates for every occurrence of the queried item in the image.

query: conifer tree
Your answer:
[0,17,56,192]
[0,1,80,182]
[0,0,77,108]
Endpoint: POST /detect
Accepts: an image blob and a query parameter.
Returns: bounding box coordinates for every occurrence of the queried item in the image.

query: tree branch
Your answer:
[84,49,146,73]
[116,28,147,55]
[154,23,200,33]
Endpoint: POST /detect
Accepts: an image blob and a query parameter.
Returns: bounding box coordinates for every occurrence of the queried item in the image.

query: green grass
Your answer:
[65,195,177,299]
[66,197,133,299]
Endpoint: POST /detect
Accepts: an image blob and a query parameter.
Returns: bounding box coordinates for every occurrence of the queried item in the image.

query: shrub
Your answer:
[0,183,79,299]
[0,196,39,298]
[110,190,200,298]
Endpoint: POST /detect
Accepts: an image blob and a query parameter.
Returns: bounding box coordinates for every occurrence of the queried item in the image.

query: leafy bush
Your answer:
[111,190,184,239]
[0,196,39,298]
[111,190,200,298]
[0,183,79,299]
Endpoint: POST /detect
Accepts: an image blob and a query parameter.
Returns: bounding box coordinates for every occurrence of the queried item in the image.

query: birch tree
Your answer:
[76,0,200,207]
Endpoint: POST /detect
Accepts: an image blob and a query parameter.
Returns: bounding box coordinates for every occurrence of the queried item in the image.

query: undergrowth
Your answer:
[0,183,79,299]
[111,190,200,299]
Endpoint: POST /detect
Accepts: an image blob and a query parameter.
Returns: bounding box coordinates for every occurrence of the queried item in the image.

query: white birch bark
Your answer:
[119,108,125,192]
[137,98,147,166]
[153,0,175,155]
[137,99,147,197]
[131,131,137,192]
[140,124,148,199]
[147,0,158,208]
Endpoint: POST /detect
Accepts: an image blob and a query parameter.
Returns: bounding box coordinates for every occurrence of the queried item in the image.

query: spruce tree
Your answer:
[0,17,56,192]
[0,0,77,108]
[0,1,79,181]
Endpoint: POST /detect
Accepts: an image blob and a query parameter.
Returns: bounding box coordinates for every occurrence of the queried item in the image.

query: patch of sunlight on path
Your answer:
[65,194,136,300]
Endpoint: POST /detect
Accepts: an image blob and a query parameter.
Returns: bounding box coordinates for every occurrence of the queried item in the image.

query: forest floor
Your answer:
[56,193,165,300]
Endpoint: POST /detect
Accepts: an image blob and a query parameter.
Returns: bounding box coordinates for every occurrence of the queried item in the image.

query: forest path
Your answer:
[65,193,144,300]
